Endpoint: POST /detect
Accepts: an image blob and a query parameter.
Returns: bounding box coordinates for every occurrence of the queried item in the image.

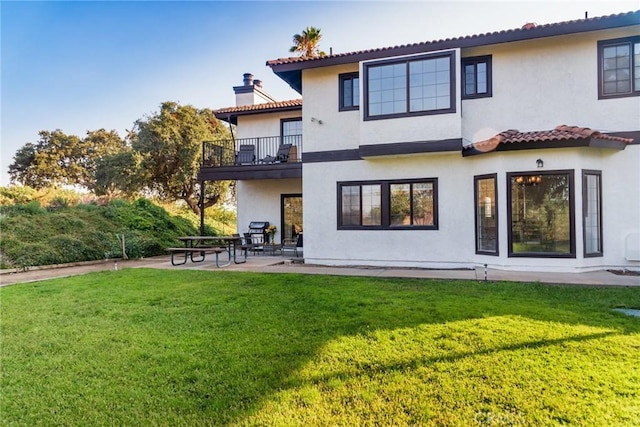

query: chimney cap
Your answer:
[243,73,254,86]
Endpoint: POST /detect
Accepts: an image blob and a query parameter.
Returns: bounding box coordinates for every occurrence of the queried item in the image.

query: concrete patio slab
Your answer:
[1,255,639,287]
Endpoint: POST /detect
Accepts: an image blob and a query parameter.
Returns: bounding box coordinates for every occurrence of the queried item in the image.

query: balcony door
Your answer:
[281,194,303,244]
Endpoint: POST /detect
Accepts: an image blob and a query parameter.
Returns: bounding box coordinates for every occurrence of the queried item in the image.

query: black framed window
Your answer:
[364,51,455,120]
[340,184,381,226]
[598,36,640,99]
[339,73,359,111]
[474,174,498,255]
[582,170,603,257]
[390,182,435,227]
[507,170,575,258]
[462,55,492,99]
[338,178,438,230]
[281,118,302,146]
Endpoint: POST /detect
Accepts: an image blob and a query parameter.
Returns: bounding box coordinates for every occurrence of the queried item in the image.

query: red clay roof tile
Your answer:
[467,125,634,152]
[214,99,302,115]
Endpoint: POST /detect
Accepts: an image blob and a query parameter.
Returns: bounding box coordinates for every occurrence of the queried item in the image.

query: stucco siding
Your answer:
[302,65,361,152]
[236,178,302,240]
[236,112,302,139]
[302,145,639,272]
[462,27,640,145]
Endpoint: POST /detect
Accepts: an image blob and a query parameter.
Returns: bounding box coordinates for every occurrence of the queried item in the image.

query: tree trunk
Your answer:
[184,197,201,216]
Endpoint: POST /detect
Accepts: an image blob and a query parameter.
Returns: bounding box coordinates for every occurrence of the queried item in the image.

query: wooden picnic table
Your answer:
[168,236,246,267]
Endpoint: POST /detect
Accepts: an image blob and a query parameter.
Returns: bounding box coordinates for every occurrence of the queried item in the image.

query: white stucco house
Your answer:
[200,11,640,273]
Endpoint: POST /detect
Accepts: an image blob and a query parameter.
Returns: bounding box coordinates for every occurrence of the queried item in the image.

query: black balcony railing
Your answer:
[203,135,302,167]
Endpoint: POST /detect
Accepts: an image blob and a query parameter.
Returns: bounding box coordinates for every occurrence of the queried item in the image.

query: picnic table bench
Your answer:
[167,246,228,267]
[168,235,247,268]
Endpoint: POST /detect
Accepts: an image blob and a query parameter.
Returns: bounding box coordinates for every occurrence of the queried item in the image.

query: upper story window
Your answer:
[598,36,640,99]
[462,55,492,99]
[339,73,359,111]
[281,118,302,145]
[363,51,455,120]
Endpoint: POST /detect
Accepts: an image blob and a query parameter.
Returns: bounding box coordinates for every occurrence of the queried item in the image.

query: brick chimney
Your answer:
[233,73,277,106]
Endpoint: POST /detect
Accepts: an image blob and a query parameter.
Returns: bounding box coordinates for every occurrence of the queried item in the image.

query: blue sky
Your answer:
[2,0,638,186]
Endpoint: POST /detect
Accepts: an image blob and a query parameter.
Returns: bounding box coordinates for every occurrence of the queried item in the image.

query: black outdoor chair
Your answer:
[261,143,293,164]
[236,145,256,165]
[281,234,301,258]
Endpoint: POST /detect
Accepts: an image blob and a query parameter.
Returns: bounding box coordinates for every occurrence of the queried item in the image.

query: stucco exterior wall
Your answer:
[302,145,639,272]
[461,27,640,144]
[302,152,476,269]
[301,64,360,152]
[235,112,302,139]
[236,178,302,241]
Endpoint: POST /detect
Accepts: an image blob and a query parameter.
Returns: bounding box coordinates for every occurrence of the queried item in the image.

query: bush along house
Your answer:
[200,10,640,273]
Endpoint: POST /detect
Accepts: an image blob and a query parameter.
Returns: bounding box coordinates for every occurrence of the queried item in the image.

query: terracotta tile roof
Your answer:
[214,99,302,115]
[465,125,634,153]
[267,11,639,67]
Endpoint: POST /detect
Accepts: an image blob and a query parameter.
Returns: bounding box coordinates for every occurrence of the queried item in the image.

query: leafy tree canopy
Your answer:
[94,150,142,198]
[289,26,325,57]
[9,129,125,190]
[128,101,232,215]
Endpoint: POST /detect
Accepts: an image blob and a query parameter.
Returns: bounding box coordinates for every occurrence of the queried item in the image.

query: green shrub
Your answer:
[0,185,238,268]
[0,197,207,268]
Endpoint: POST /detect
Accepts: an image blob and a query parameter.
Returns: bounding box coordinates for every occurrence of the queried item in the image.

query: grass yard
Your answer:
[1,269,639,426]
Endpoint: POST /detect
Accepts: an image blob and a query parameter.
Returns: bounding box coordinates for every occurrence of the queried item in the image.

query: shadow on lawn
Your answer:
[3,269,639,425]
[170,271,640,425]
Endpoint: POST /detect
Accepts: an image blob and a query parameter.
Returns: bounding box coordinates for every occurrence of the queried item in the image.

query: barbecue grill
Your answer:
[247,221,270,242]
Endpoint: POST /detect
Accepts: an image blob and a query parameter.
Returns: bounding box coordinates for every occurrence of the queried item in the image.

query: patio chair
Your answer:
[261,143,293,164]
[281,235,300,258]
[236,145,255,165]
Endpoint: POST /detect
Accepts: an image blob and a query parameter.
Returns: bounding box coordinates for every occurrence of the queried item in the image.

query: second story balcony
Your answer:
[199,135,302,181]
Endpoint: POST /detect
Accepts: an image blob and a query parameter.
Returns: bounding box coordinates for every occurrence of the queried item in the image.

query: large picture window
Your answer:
[338,179,438,229]
[474,174,498,255]
[583,170,603,257]
[364,52,455,120]
[507,171,575,258]
[598,36,640,99]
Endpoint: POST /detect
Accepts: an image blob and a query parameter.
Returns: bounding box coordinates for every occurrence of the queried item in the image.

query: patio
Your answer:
[4,250,640,287]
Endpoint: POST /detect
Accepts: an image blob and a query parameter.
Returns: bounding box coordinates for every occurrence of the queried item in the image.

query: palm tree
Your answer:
[289,26,326,57]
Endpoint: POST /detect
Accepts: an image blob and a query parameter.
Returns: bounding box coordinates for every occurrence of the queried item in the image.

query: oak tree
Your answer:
[9,129,125,190]
[130,101,232,215]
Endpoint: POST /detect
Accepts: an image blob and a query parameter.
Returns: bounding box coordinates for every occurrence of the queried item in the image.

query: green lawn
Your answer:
[1,269,639,426]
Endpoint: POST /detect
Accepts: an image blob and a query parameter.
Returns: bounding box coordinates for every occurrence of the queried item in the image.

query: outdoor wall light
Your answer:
[536,158,544,168]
